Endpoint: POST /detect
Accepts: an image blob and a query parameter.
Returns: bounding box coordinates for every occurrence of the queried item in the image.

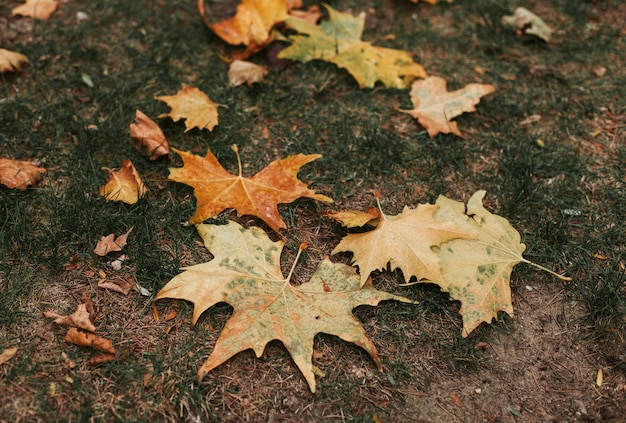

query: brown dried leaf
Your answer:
[129,110,170,160]
[43,303,96,332]
[0,347,18,365]
[98,277,135,296]
[11,0,57,20]
[0,49,29,73]
[93,227,133,256]
[0,158,46,190]
[99,160,147,205]
[64,328,116,355]
[228,60,268,87]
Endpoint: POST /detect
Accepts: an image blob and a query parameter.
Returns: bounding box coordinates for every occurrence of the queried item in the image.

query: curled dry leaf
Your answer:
[228,60,268,87]
[93,227,133,256]
[0,49,29,73]
[502,7,553,42]
[0,158,46,190]
[156,85,222,132]
[129,110,170,160]
[43,303,96,332]
[64,327,116,355]
[0,347,18,365]
[12,0,58,20]
[399,76,495,138]
[98,277,135,296]
[99,160,147,205]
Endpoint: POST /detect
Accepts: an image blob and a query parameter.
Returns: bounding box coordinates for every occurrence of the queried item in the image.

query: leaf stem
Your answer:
[525,259,572,282]
[286,243,308,283]
[231,144,242,176]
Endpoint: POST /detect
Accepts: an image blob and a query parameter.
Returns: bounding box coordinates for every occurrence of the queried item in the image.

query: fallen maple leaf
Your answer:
[155,85,222,132]
[399,76,495,138]
[331,196,473,286]
[64,327,116,355]
[198,0,287,59]
[168,145,332,232]
[129,110,170,160]
[0,49,29,73]
[0,158,46,190]
[155,221,410,392]
[0,347,18,365]
[93,227,133,256]
[99,159,147,205]
[279,5,427,89]
[228,60,268,86]
[11,0,57,20]
[43,303,96,332]
[502,7,553,42]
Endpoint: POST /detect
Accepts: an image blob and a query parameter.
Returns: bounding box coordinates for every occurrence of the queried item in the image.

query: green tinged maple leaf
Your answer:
[279,5,427,89]
[155,221,410,392]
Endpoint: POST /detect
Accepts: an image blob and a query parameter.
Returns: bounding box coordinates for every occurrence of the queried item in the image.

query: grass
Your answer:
[2,0,626,421]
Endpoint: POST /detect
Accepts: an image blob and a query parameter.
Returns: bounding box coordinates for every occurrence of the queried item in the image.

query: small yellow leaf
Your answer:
[12,0,58,20]
[156,85,222,132]
[0,347,18,365]
[0,49,29,73]
[596,368,603,387]
[99,159,147,205]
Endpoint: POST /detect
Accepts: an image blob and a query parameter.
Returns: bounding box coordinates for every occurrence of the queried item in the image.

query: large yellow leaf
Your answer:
[168,146,332,232]
[331,201,472,286]
[399,76,495,138]
[431,191,525,336]
[155,85,222,133]
[278,5,427,89]
[155,221,410,392]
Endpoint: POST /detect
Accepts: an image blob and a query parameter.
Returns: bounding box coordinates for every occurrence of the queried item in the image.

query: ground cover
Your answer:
[1,0,625,421]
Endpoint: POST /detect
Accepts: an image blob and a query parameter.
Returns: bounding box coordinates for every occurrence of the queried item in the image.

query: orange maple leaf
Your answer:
[399,76,495,138]
[198,0,288,59]
[168,145,333,232]
[0,158,45,190]
[155,85,222,133]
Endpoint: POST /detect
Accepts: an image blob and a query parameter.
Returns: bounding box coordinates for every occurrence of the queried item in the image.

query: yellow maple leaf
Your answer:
[168,145,332,232]
[155,85,222,132]
[99,159,147,205]
[0,49,29,73]
[155,221,411,392]
[279,5,427,89]
[12,0,58,20]
[332,198,473,286]
[399,76,495,138]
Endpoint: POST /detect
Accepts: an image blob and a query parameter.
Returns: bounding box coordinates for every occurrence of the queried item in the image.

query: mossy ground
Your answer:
[1,0,625,421]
